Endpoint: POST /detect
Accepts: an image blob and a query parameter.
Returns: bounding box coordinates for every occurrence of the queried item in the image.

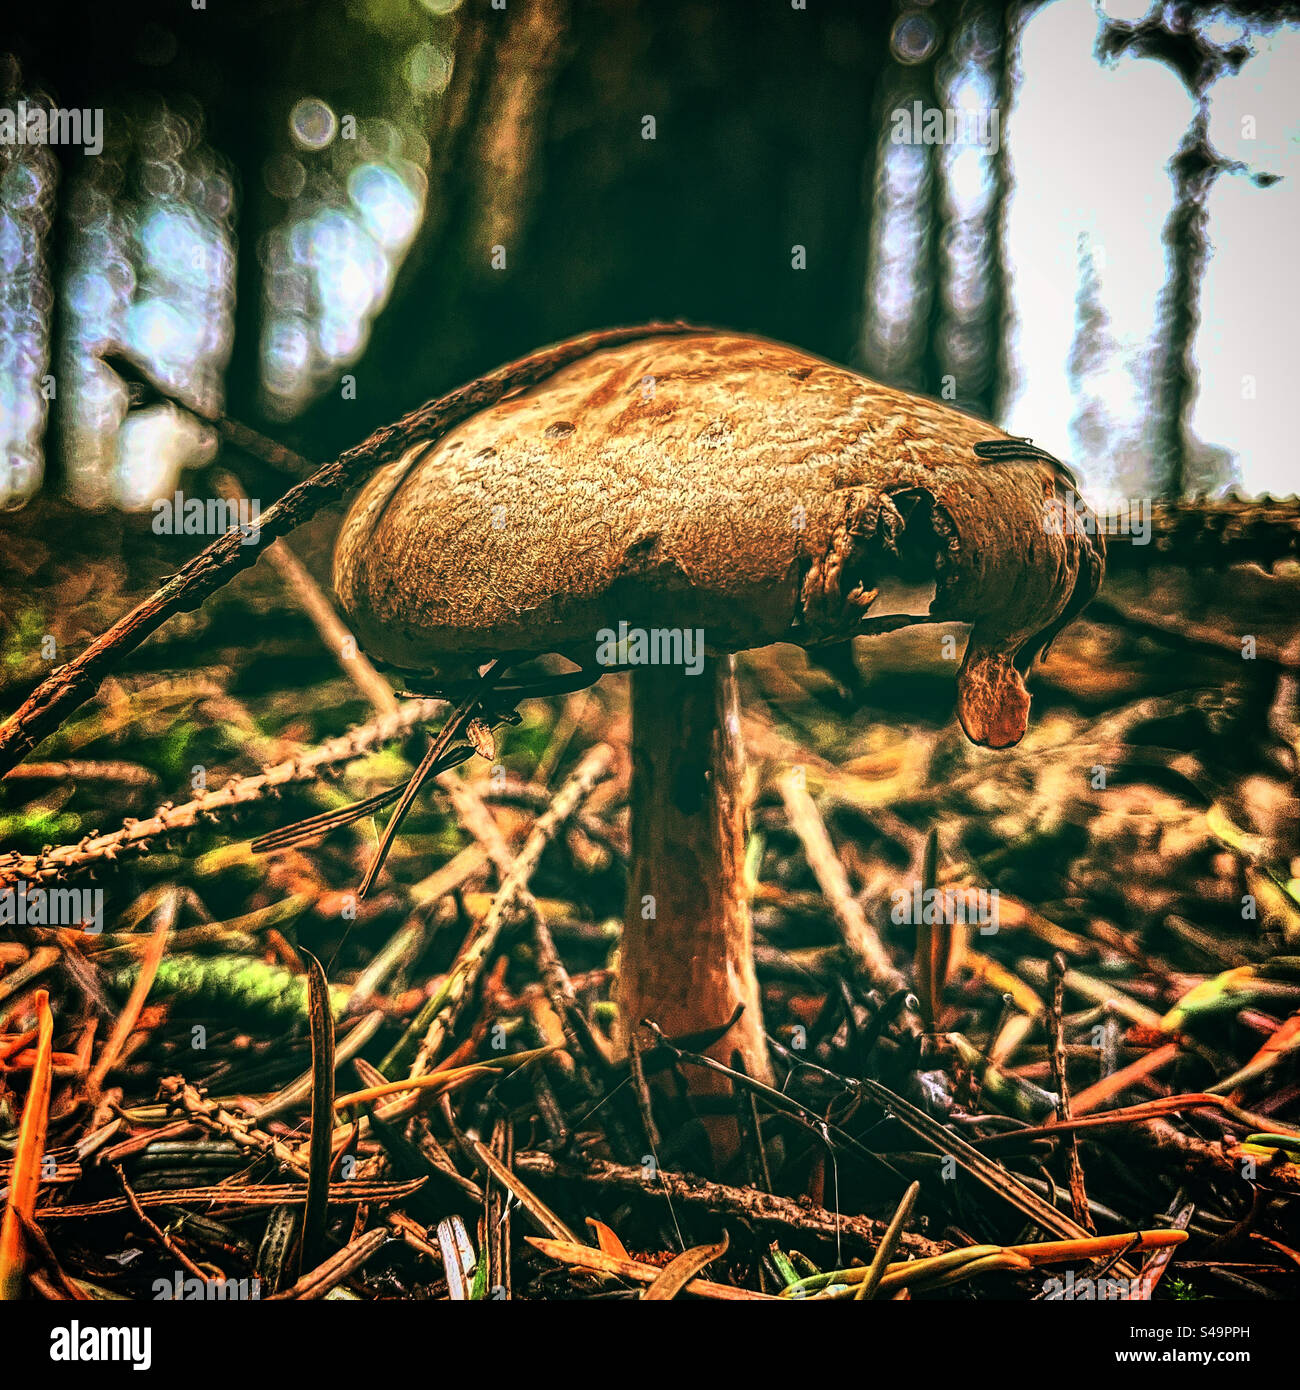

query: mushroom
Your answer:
[333,331,1104,1156]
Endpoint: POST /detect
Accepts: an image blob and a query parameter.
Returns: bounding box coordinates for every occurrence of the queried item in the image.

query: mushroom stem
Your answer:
[619,655,773,1150]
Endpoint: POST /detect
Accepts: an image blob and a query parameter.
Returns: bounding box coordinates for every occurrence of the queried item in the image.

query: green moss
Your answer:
[111,952,347,1025]
[0,807,82,848]
[1,607,48,677]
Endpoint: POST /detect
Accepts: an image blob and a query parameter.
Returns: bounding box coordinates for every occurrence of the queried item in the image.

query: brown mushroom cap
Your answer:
[334,333,1103,748]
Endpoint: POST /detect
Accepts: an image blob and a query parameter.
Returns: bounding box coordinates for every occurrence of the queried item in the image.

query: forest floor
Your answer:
[1,495,1298,1302]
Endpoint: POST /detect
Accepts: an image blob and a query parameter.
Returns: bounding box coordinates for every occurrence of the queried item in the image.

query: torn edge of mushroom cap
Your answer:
[946,485,1106,750]
[802,453,1105,750]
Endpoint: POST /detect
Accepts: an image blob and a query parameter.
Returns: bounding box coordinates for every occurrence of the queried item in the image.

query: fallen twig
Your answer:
[0,697,446,887]
[778,769,906,994]
[512,1151,946,1260]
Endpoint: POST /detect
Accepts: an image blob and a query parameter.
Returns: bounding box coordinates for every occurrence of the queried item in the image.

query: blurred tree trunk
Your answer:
[289,0,893,463]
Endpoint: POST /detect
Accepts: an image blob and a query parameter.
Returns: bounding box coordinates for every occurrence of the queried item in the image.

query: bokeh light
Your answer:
[0,92,55,510]
[289,97,338,152]
[58,101,236,508]
[259,109,430,416]
[861,130,932,385]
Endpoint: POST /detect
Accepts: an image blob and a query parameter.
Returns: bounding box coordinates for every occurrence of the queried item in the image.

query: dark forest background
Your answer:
[0,0,1296,515]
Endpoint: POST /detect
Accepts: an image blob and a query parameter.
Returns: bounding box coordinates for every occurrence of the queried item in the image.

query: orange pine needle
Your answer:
[1071,1042,1181,1115]
[0,990,55,1300]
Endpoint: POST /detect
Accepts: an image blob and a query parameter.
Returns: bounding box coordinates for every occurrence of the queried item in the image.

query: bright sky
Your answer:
[1002,0,1299,502]
[1193,14,1300,499]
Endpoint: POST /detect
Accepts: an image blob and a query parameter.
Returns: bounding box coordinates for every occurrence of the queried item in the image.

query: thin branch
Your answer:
[1048,952,1095,1233]
[513,1152,945,1261]
[403,743,614,1080]
[0,698,447,888]
[778,768,906,994]
[113,1165,211,1285]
